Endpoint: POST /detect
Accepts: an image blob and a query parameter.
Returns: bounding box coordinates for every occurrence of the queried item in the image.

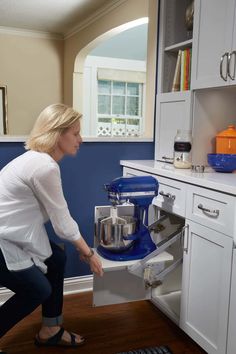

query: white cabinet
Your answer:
[155,0,194,161]
[186,184,236,237]
[191,0,236,89]
[119,164,236,354]
[155,92,192,162]
[152,175,187,217]
[227,249,236,354]
[180,221,233,354]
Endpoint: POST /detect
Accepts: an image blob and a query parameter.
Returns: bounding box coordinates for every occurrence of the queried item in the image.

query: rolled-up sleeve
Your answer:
[31,163,81,242]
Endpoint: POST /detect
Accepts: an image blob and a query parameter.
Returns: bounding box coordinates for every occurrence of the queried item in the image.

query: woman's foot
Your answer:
[38,326,84,345]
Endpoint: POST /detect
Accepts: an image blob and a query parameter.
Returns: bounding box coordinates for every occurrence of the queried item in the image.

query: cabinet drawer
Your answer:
[152,176,186,217]
[186,185,236,236]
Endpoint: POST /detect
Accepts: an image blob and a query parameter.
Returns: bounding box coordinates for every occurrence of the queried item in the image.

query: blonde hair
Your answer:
[25,103,82,153]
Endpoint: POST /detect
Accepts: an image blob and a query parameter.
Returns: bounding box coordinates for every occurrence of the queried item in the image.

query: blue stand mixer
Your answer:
[96,175,159,261]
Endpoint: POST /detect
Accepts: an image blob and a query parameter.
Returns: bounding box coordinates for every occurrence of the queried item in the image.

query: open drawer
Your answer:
[93,206,185,320]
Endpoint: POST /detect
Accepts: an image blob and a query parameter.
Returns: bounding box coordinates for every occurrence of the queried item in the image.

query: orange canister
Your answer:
[216,125,236,154]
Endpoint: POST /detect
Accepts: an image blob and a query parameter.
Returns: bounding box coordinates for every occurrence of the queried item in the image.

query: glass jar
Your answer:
[173,129,192,169]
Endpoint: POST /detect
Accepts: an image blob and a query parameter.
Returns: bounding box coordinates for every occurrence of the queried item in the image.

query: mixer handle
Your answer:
[142,208,149,229]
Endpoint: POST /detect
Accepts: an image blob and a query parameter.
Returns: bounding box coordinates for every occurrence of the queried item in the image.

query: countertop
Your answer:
[120,160,236,196]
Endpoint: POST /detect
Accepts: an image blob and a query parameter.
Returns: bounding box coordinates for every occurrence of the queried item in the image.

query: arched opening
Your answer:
[73,17,151,139]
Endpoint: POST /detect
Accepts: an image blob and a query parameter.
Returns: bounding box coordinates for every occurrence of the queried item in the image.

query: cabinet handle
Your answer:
[228,51,236,80]
[220,52,229,81]
[159,191,176,200]
[162,156,174,163]
[197,203,220,216]
[183,224,189,254]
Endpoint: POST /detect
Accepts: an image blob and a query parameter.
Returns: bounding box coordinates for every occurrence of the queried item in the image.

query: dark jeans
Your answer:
[0,241,66,338]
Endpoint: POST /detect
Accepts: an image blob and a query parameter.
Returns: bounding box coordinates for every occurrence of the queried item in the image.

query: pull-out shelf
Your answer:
[94,249,174,272]
[93,248,174,307]
[93,207,185,315]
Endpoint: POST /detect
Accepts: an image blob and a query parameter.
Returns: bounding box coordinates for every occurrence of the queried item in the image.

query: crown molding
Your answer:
[64,0,127,39]
[0,0,128,41]
[0,26,63,40]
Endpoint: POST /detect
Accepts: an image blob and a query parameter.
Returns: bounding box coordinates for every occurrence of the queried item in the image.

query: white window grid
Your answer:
[97,80,143,137]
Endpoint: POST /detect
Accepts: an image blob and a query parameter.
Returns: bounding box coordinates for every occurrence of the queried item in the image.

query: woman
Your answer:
[0,103,103,353]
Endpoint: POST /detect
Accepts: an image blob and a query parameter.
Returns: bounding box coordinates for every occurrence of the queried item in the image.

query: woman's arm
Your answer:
[72,237,103,277]
[31,162,103,276]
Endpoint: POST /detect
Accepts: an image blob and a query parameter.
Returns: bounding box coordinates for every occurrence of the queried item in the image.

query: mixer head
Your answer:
[104,175,159,207]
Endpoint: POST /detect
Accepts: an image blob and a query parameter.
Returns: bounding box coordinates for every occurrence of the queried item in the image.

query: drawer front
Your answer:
[186,185,236,236]
[152,176,186,217]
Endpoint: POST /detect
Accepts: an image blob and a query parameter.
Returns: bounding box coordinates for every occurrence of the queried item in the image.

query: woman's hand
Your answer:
[73,237,103,276]
[88,254,104,276]
[80,253,103,276]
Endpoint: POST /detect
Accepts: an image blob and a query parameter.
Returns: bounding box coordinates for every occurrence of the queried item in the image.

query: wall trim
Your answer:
[0,0,132,40]
[0,135,153,143]
[0,135,27,142]
[64,0,127,39]
[0,275,93,305]
[0,26,63,40]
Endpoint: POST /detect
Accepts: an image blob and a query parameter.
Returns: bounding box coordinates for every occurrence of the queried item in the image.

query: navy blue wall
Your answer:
[0,142,154,277]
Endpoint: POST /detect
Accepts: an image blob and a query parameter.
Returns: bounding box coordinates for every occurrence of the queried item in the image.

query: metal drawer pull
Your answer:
[220,52,229,81]
[228,51,236,80]
[159,191,176,200]
[182,224,189,253]
[197,203,220,216]
[162,156,174,163]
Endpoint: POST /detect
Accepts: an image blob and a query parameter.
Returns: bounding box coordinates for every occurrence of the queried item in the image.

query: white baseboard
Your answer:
[0,275,93,305]
[64,275,93,295]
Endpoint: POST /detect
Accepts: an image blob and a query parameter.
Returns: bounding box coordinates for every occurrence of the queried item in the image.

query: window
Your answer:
[97,80,143,137]
[82,56,146,138]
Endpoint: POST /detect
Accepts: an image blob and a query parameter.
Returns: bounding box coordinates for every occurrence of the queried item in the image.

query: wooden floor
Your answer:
[0,291,207,354]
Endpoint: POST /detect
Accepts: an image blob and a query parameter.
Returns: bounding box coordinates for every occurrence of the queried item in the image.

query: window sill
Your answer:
[0,135,153,143]
[0,135,28,142]
[82,136,154,142]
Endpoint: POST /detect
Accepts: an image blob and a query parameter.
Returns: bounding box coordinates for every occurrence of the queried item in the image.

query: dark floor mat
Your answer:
[116,345,173,354]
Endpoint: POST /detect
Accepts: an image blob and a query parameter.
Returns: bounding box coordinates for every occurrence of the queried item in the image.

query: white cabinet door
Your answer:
[180,221,233,354]
[229,4,236,84]
[191,0,235,89]
[155,91,192,162]
[227,249,236,354]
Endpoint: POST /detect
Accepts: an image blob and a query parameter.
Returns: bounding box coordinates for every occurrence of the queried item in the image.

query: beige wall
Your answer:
[64,0,158,138]
[0,34,64,135]
[1,0,157,137]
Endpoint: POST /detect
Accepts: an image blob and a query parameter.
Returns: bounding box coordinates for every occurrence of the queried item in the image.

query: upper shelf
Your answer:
[165,39,193,53]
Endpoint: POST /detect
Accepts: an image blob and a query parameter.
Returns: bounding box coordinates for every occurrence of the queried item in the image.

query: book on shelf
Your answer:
[171,49,181,92]
[171,48,192,92]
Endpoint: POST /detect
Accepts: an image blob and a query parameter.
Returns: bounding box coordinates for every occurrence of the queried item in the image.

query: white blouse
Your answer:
[0,150,81,273]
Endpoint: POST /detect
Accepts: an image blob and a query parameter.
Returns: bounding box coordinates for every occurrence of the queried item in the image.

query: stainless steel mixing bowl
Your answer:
[97,215,137,252]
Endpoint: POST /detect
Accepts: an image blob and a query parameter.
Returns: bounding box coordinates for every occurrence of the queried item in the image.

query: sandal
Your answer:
[34,327,85,347]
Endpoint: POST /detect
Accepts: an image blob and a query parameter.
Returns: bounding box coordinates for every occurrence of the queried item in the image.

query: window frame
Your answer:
[97,79,144,138]
[82,56,147,140]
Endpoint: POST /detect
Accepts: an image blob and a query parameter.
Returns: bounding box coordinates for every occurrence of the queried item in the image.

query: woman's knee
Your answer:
[14,266,52,304]
[35,280,52,303]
